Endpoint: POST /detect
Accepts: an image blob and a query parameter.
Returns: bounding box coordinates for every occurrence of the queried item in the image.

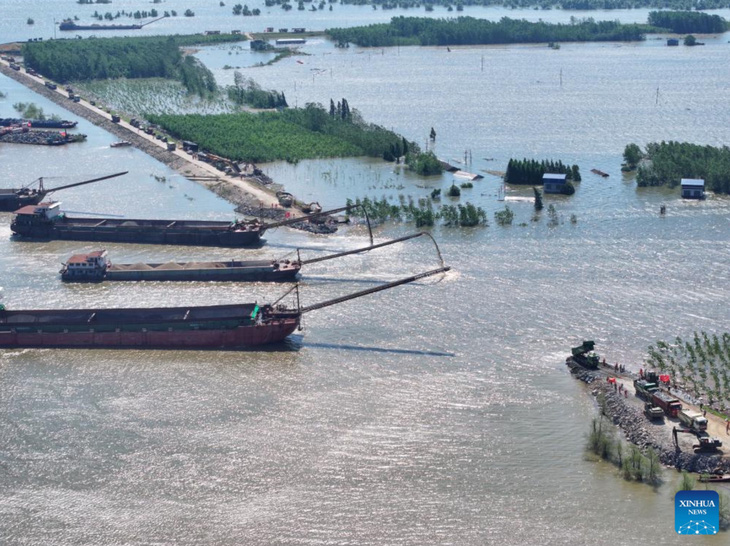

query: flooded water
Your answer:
[2,3,730,544]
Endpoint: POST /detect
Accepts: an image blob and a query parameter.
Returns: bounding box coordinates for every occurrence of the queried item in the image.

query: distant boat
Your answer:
[110,141,132,148]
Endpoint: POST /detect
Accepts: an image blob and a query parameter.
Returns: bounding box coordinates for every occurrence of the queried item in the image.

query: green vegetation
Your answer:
[586,417,662,486]
[504,158,580,185]
[22,35,246,96]
[339,0,730,8]
[648,11,727,34]
[346,196,487,227]
[460,181,473,189]
[646,331,730,411]
[623,143,642,170]
[533,187,544,211]
[407,151,443,175]
[148,102,413,163]
[678,471,696,492]
[634,141,730,194]
[228,72,287,109]
[446,183,461,197]
[232,4,262,16]
[683,34,697,46]
[327,16,654,47]
[547,203,559,226]
[494,205,515,226]
[12,102,57,120]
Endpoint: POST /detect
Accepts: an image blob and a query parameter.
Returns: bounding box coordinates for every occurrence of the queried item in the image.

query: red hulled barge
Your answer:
[0,267,449,350]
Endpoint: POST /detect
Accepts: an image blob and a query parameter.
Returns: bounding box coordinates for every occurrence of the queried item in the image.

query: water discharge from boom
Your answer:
[299,266,450,314]
[299,231,444,269]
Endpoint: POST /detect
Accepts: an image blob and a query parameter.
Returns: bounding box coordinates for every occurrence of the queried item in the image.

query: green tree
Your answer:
[677,471,696,492]
[623,143,642,168]
[684,34,697,46]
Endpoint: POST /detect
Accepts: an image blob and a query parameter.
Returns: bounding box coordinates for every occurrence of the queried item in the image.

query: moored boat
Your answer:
[0,266,449,349]
[0,118,77,129]
[11,202,353,247]
[0,172,127,212]
[60,250,301,283]
[58,232,439,283]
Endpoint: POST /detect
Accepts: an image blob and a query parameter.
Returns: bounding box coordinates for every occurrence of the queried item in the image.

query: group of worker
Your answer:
[606,376,628,398]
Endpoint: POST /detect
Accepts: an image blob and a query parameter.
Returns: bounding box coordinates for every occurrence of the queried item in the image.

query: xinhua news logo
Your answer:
[675,490,719,535]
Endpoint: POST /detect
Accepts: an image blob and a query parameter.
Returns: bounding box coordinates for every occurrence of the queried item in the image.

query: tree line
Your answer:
[346,196,487,227]
[326,16,655,47]
[634,141,730,194]
[22,35,245,95]
[647,10,728,33]
[504,158,580,185]
[338,0,730,8]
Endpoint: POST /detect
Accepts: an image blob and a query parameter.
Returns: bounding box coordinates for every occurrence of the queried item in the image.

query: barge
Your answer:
[0,266,450,349]
[0,118,78,129]
[58,16,164,32]
[61,250,300,283]
[59,232,439,284]
[11,202,353,248]
[0,172,126,212]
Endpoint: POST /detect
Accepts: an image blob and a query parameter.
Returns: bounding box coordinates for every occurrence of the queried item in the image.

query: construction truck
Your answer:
[570,341,600,370]
[634,379,659,401]
[651,391,682,417]
[678,409,708,433]
[644,402,664,421]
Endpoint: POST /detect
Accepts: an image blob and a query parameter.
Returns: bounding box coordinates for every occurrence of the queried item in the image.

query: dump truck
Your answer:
[634,379,659,401]
[570,341,599,369]
[651,391,682,417]
[678,409,708,432]
[644,403,664,421]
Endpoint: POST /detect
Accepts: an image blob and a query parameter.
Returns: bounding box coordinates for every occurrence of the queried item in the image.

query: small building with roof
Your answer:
[681,178,705,199]
[543,173,567,194]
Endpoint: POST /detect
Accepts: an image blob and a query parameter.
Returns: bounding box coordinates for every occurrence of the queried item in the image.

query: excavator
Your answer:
[673,427,723,453]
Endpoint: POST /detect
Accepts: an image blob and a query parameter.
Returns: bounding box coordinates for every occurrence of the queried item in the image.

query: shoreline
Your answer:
[567,359,730,475]
[0,59,295,221]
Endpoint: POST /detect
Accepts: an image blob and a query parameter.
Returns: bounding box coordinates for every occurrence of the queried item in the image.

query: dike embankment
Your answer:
[568,359,730,475]
[0,58,290,221]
